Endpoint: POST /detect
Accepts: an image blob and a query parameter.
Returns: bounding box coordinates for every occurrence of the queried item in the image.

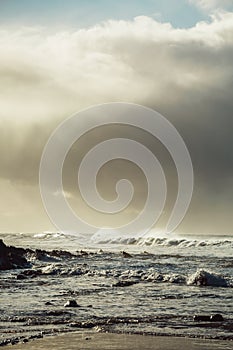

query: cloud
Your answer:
[1,13,233,122]
[0,12,233,233]
[189,0,233,10]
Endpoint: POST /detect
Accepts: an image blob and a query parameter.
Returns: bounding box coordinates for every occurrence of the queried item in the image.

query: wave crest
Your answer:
[92,233,233,249]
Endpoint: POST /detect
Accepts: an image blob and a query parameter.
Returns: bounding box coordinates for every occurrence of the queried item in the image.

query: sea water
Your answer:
[0,232,233,344]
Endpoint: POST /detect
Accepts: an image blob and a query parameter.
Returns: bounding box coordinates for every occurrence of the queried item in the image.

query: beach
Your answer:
[10,332,233,350]
[1,0,233,348]
[0,234,233,348]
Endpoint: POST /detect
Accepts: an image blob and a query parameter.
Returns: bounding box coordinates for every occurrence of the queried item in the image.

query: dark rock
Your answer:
[34,249,48,260]
[189,269,228,287]
[193,315,211,322]
[69,321,95,328]
[17,269,41,279]
[122,251,132,258]
[80,250,88,256]
[28,248,76,261]
[193,273,208,286]
[0,239,28,270]
[69,322,82,328]
[68,268,85,276]
[81,321,96,328]
[31,249,59,262]
[28,333,43,340]
[64,300,80,308]
[0,339,11,346]
[46,310,66,316]
[194,314,224,322]
[10,337,21,345]
[45,301,54,306]
[50,249,75,259]
[16,273,27,280]
[9,317,27,323]
[210,314,224,322]
[113,280,137,287]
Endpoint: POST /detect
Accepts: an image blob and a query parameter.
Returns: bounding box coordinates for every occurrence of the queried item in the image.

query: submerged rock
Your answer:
[0,239,28,270]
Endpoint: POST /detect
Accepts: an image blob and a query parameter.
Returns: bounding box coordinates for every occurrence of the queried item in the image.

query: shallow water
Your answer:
[0,232,233,345]
[9,332,233,350]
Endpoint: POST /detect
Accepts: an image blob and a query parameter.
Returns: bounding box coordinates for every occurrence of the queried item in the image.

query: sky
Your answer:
[0,0,233,234]
[0,0,209,28]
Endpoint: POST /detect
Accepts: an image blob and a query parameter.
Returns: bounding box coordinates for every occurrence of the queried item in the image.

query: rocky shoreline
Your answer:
[0,239,28,270]
[0,239,80,271]
[1,315,233,347]
[0,239,233,347]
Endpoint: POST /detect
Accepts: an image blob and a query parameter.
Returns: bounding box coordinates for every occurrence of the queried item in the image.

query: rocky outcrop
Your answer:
[0,239,28,270]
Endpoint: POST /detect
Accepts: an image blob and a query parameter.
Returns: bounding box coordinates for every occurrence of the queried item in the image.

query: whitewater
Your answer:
[0,232,233,345]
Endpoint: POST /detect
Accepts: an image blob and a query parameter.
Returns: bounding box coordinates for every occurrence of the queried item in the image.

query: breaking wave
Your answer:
[1,232,232,253]
[92,233,233,249]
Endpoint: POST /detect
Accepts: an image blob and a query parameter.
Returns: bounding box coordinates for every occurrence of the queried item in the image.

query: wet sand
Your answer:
[11,332,233,350]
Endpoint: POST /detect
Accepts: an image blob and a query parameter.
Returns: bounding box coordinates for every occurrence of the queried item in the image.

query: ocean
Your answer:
[0,232,233,345]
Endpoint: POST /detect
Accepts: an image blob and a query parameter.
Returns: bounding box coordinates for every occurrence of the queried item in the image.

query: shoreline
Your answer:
[1,239,232,346]
[9,332,233,350]
[1,328,233,347]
